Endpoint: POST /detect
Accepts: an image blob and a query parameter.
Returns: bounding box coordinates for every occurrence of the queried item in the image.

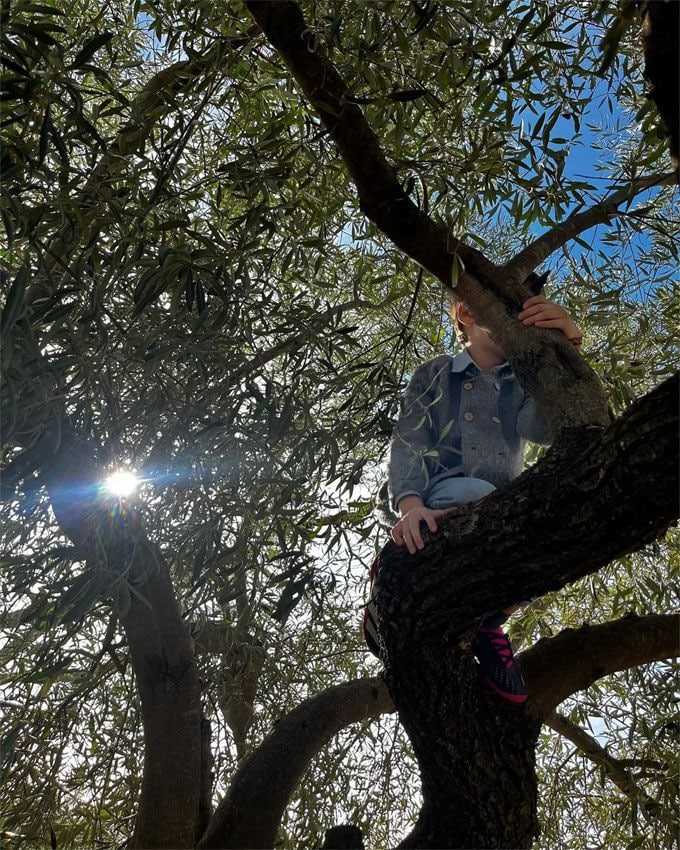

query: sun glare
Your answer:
[104,470,139,497]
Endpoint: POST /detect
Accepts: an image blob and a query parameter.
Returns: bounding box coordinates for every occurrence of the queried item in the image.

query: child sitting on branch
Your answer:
[366,286,582,703]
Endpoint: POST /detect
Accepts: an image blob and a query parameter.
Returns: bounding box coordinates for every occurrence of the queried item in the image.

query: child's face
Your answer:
[456,303,506,359]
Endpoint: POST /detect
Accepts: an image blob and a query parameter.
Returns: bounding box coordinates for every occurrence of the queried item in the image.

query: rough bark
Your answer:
[36,427,203,848]
[197,677,392,849]
[392,643,542,849]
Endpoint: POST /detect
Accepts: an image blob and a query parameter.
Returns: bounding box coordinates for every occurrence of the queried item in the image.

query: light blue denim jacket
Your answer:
[387,349,552,511]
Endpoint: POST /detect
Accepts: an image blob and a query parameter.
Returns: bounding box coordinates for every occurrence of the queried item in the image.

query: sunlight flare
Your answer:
[104,470,139,497]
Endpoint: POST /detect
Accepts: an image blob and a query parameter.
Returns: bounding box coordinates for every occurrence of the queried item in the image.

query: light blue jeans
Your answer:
[424,476,496,510]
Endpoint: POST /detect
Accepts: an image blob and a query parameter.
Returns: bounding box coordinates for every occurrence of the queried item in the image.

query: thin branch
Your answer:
[546,710,670,823]
[225,294,400,385]
[29,28,258,306]
[505,173,675,280]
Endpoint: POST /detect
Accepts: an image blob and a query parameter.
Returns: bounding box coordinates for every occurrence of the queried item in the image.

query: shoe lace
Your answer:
[489,633,514,668]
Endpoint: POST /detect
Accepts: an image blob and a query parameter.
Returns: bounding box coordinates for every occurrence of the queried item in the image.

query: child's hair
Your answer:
[445,288,469,345]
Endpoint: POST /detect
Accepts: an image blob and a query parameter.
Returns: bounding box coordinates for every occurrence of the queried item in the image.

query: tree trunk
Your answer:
[37,427,203,848]
[388,641,540,849]
[376,374,678,849]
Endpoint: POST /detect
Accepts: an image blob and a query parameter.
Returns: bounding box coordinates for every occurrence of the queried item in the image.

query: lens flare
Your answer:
[104,470,138,497]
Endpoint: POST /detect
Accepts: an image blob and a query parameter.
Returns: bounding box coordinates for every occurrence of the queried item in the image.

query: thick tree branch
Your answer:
[505,173,675,281]
[244,2,487,291]
[197,610,677,848]
[198,676,393,849]
[245,0,610,432]
[640,1,679,172]
[545,710,668,822]
[520,612,679,719]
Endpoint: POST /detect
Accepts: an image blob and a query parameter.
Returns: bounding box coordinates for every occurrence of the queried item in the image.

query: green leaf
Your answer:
[272,576,309,625]
[0,725,20,768]
[450,254,465,289]
[38,105,51,162]
[1,266,28,330]
[72,32,114,69]
[132,270,164,318]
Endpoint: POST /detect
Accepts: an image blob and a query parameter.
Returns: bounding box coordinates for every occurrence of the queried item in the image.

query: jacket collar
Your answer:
[450,349,474,372]
[450,348,509,375]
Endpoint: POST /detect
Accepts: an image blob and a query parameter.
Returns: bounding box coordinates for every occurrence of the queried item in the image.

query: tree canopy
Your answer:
[0,1,677,849]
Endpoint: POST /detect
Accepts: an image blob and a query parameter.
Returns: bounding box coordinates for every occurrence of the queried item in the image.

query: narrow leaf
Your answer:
[72,32,114,69]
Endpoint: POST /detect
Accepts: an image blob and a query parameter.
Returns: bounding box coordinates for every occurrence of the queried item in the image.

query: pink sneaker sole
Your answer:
[484,675,528,703]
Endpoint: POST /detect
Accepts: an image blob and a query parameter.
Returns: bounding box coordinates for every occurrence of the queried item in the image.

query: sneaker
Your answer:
[472,626,528,703]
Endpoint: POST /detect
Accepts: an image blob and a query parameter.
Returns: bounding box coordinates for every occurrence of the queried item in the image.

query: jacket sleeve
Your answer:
[516,392,552,445]
[387,364,441,510]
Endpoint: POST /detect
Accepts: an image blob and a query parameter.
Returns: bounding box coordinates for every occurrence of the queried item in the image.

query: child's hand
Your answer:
[391,506,458,554]
[518,295,583,347]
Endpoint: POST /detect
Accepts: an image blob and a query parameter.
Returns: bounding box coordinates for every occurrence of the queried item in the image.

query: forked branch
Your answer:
[196,610,678,848]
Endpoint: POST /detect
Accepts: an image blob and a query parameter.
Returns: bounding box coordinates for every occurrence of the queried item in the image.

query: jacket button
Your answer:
[491,416,500,423]
[464,412,474,421]
[463,381,473,390]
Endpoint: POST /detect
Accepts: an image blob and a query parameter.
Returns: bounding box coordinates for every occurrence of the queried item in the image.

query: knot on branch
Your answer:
[321,824,365,849]
[525,269,549,296]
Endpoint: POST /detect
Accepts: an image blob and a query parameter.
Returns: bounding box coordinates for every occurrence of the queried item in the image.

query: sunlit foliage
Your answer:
[0,1,677,848]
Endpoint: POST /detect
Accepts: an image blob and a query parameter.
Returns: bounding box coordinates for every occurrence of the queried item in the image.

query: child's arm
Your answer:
[518,295,582,347]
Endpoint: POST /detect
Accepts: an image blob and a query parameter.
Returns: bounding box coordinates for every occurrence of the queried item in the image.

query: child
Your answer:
[367,292,582,703]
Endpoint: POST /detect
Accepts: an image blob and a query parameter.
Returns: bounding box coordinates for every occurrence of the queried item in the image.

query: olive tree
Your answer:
[0,1,677,848]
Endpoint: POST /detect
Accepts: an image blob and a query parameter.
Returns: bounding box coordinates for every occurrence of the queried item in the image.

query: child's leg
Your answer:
[424,476,496,510]
[473,620,527,703]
